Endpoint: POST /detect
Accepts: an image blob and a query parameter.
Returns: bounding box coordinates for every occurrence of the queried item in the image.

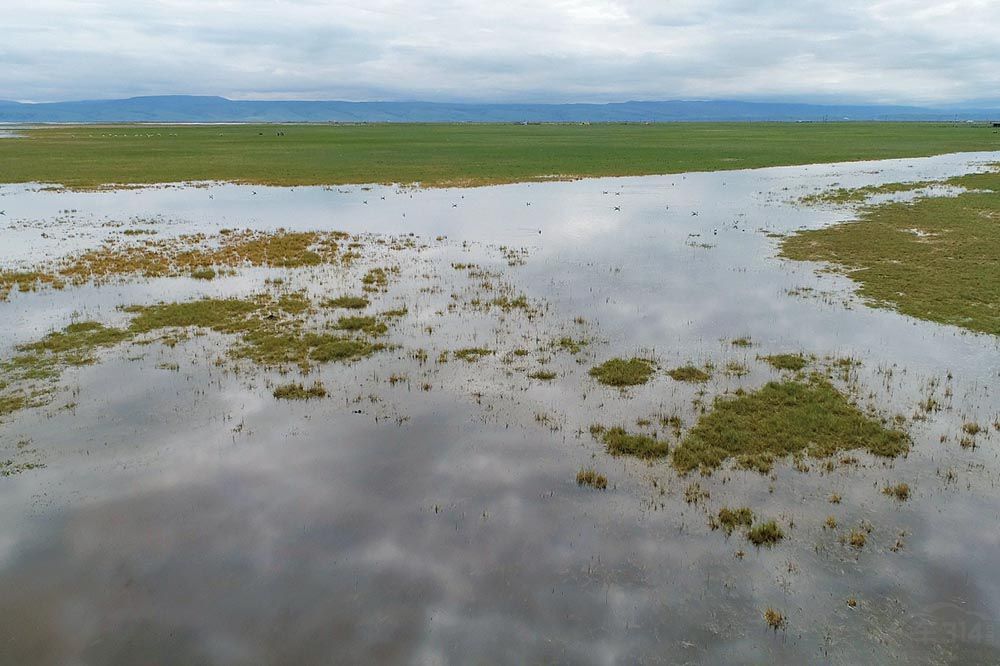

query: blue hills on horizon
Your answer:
[1,95,999,123]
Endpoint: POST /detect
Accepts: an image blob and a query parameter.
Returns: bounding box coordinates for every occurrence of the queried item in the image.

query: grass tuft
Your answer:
[273,381,327,400]
[716,507,755,535]
[667,365,711,382]
[600,427,669,459]
[589,357,654,387]
[576,468,608,490]
[747,520,785,547]
[882,483,910,501]
[762,353,808,371]
[323,295,369,309]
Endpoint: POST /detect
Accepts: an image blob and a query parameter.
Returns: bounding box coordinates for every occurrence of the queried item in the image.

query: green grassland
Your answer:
[0,122,996,189]
[783,169,1000,336]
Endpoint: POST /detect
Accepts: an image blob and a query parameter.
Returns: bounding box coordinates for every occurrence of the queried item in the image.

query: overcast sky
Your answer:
[4,0,999,105]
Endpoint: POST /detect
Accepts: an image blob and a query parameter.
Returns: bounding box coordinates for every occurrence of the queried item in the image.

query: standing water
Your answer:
[1,153,998,664]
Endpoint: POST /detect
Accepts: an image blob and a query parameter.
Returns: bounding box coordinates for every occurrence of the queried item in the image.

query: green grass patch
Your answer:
[589,357,655,387]
[782,169,1000,336]
[273,381,327,400]
[576,468,608,490]
[554,337,589,354]
[762,353,809,371]
[667,365,711,382]
[673,378,909,474]
[333,315,387,336]
[453,347,493,362]
[600,427,669,459]
[747,520,785,547]
[323,295,369,309]
[715,507,755,535]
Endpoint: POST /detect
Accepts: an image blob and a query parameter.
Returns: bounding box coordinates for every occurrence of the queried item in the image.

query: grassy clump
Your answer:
[667,365,711,382]
[453,347,493,362]
[589,357,655,387]
[58,230,335,285]
[0,270,65,301]
[800,180,939,205]
[127,296,382,368]
[601,427,669,459]
[747,520,785,547]
[782,170,1000,336]
[307,336,378,363]
[333,315,387,336]
[764,608,787,631]
[277,292,310,314]
[528,370,557,381]
[576,468,608,490]
[323,295,369,310]
[882,483,910,501]
[17,321,131,361]
[0,393,29,418]
[362,267,391,292]
[962,422,983,435]
[673,378,909,474]
[554,337,589,354]
[273,381,327,400]
[762,353,808,371]
[716,507,755,535]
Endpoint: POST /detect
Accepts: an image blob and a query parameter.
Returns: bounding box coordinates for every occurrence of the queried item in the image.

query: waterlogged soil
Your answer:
[1,152,999,664]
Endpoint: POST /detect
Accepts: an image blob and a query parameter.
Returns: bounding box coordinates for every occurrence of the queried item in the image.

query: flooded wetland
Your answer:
[1,152,999,663]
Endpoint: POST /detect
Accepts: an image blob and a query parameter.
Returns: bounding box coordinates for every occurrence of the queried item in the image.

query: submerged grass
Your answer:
[800,180,939,205]
[2,229,344,300]
[673,378,909,474]
[1,292,386,419]
[1,321,133,419]
[783,169,1000,336]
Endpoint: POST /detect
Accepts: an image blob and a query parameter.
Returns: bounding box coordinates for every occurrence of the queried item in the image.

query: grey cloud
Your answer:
[3,0,998,104]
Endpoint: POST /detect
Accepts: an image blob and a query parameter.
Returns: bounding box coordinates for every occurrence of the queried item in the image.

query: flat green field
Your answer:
[0,122,997,188]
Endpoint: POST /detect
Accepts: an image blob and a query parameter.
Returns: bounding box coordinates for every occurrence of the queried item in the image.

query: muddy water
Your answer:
[1,153,999,664]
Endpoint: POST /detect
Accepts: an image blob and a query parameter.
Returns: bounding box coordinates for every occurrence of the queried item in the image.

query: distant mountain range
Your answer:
[1,95,999,123]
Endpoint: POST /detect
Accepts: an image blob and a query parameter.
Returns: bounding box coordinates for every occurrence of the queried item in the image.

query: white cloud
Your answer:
[3,0,998,104]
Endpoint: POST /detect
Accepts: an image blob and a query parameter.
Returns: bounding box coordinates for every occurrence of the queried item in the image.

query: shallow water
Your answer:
[1,153,999,664]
